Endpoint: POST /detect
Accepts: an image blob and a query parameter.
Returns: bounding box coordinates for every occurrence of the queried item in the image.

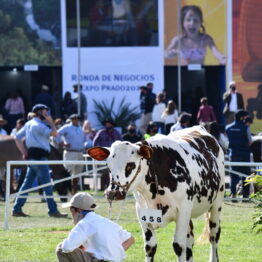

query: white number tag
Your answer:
[139,208,163,224]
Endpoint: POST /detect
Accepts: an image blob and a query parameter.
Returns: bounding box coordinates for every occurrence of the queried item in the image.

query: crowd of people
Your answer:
[0,80,261,208]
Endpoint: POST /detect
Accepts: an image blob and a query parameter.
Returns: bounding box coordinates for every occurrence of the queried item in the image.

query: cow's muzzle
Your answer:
[105,190,126,201]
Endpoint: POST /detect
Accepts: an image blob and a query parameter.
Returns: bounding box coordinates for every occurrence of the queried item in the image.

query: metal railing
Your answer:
[3,159,262,230]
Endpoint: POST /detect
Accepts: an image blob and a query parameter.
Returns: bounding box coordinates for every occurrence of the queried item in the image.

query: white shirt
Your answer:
[152,103,165,122]
[62,212,131,262]
[170,122,183,132]
[161,110,178,125]
[229,93,238,112]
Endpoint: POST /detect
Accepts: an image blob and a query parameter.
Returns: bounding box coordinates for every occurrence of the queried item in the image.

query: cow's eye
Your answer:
[112,153,116,158]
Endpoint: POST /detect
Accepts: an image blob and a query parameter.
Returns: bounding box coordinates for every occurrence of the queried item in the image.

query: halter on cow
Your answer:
[88,126,225,262]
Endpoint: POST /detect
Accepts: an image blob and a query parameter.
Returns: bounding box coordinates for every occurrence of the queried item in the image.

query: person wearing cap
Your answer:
[73,84,88,120]
[170,112,192,132]
[226,109,251,201]
[56,192,134,262]
[12,104,67,217]
[33,84,55,117]
[223,81,245,125]
[56,114,87,194]
[0,115,8,135]
[93,119,122,148]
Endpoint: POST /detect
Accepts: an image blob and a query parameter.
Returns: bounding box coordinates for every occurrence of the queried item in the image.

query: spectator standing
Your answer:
[4,91,25,133]
[56,192,134,262]
[10,118,25,137]
[73,84,88,120]
[223,81,245,125]
[57,114,86,195]
[152,93,166,134]
[12,104,67,217]
[93,119,122,147]
[92,119,122,189]
[226,110,251,201]
[161,100,179,134]
[82,120,96,149]
[196,97,216,124]
[33,85,56,117]
[61,92,77,121]
[170,112,192,132]
[0,115,8,135]
[122,123,142,143]
[139,85,156,135]
[144,121,159,140]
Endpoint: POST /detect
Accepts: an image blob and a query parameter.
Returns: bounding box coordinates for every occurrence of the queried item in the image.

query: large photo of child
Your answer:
[164,0,227,66]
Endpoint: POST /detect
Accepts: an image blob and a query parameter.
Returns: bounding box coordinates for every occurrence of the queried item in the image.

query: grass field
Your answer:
[0,195,261,262]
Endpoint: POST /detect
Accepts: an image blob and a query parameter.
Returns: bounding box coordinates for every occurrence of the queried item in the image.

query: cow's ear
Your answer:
[138,145,153,160]
[87,147,110,161]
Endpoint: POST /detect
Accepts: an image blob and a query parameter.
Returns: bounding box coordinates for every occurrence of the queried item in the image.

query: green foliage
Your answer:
[93,97,140,131]
[245,172,262,233]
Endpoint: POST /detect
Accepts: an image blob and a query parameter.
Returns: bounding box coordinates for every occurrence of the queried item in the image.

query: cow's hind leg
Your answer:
[186,220,194,262]
[141,223,157,262]
[173,208,191,262]
[208,204,222,262]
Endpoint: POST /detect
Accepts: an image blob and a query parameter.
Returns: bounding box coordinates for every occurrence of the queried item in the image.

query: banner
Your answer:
[164,0,227,66]
[232,0,262,126]
[61,0,164,128]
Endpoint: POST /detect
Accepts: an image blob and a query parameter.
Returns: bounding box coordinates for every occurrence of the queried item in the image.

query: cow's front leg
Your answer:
[173,208,191,262]
[141,223,157,262]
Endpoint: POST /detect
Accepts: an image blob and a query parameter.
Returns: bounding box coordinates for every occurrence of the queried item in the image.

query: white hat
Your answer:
[61,192,96,210]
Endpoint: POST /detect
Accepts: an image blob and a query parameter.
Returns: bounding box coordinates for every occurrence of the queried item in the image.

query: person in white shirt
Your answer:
[161,100,179,134]
[56,192,134,262]
[152,93,166,134]
[56,114,87,195]
[170,112,192,132]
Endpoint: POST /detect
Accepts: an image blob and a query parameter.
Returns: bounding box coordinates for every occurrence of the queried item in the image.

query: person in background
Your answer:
[73,84,88,121]
[144,121,159,140]
[82,120,96,149]
[57,114,86,195]
[196,97,216,124]
[10,118,25,137]
[4,90,25,133]
[152,93,166,134]
[122,123,142,143]
[226,110,251,201]
[0,115,8,135]
[139,85,156,135]
[12,104,67,217]
[223,81,245,125]
[33,85,56,117]
[161,100,179,134]
[93,119,122,147]
[170,112,192,132]
[56,192,134,262]
[61,92,77,121]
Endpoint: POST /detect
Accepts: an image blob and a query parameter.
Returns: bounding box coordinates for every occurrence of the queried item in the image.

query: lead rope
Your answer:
[149,160,160,196]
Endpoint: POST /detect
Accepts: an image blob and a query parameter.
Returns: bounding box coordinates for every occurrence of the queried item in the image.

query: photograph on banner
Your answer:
[232,0,262,133]
[66,0,158,47]
[0,0,61,66]
[164,0,227,65]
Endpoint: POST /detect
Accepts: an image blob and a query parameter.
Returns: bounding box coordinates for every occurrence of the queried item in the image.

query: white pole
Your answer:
[226,0,233,87]
[76,0,81,116]
[4,162,11,230]
[177,0,182,112]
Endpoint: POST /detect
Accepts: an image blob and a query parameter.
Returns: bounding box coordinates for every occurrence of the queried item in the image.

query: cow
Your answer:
[88,126,225,262]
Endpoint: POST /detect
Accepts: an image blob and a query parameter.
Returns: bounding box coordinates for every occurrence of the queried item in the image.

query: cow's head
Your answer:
[87,141,153,201]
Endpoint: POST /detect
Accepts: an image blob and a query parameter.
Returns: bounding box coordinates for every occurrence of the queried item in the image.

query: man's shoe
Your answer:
[49,211,68,218]
[12,211,30,217]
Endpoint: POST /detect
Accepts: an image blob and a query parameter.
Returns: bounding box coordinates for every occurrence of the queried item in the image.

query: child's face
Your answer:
[183,10,201,38]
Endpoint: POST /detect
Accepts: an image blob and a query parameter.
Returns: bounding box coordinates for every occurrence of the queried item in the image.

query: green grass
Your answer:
[0,196,261,262]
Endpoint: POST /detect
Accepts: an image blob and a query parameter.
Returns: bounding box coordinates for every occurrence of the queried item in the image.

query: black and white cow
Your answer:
[88,126,225,262]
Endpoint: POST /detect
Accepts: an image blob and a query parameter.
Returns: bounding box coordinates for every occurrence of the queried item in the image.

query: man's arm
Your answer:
[44,115,58,137]
[122,236,135,251]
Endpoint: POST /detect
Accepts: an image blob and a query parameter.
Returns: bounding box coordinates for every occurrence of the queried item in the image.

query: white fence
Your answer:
[3,160,262,230]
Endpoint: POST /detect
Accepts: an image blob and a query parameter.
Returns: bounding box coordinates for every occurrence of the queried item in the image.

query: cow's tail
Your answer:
[196,212,210,244]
